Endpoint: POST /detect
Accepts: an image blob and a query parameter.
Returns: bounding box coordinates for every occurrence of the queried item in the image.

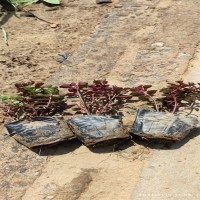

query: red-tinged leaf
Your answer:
[35,82,44,88]
[101,80,108,84]
[147,90,157,95]
[143,85,152,89]
[60,84,72,88]
[78,82,88,88]
[15,82,23,88]
[66,93,77,97]
[93,80,108,85]
[68,88,77,93]
[176,80,184,84]
[132,86,145,93]
[22,81,35,86]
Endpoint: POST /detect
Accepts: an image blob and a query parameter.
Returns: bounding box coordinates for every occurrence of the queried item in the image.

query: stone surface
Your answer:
[50,0,200,89]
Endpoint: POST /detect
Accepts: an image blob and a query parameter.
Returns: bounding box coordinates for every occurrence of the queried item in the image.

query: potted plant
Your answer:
[60,80,132,147]
[130,81,200,141]
[2,81,74,148]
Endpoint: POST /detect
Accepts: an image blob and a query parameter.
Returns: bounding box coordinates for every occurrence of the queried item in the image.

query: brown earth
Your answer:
[0,0,200,200]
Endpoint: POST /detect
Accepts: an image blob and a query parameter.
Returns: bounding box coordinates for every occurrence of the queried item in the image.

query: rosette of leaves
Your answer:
[60,80,132,115]
[2,81,67,119]
[131,81,200,113]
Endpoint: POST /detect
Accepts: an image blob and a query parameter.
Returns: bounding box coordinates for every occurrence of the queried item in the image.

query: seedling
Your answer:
[2,81,67,119]
[60,80,132,115]
[131,81,200,113]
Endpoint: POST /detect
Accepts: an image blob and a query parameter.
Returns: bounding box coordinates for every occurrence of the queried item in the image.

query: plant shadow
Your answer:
[89,138,133,154]
[32,138,82,156]
[30,128,200,156]
[0,12,15,26]
[130,128,200,150]
[32,138,133,156]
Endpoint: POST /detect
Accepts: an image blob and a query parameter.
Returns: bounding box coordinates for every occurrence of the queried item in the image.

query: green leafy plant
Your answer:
[2,81,67,119]
[60,80,132,115]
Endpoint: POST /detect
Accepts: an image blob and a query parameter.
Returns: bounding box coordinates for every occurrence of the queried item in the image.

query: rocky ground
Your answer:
[0,0,200,199]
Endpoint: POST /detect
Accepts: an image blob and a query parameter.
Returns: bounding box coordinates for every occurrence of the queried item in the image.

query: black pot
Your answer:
[67,115,128,147]
[5,117,75,148]
[131,109,199,141]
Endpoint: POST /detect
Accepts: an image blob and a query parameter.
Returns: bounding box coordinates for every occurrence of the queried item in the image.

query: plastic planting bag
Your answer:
[5,117,75,148]
[67,115,128,147]
[131,109,199,141]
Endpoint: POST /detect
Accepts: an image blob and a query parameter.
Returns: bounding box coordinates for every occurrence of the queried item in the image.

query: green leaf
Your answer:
[2,95,9,101]
[11,0,39,6]
[43,0,60,5]
[11,95,20,100]
[35,88,42,94]
[13,100,22,106]
[24,86,35,92]
[1,28,8,46]
[44,86,59,94]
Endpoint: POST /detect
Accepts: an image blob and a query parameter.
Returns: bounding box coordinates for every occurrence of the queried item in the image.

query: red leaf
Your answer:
[68,88,77,92]
[35,82,44,88]
[60,84,72,88]
[15,82,23,88]
[22,81,35,86]
[66,93,77,97]
[78,82,88,89]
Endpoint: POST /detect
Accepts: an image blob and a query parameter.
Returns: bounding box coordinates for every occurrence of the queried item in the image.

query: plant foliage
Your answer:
[60,80,132,115]
[2,81,67,119]
[131,81,200,113]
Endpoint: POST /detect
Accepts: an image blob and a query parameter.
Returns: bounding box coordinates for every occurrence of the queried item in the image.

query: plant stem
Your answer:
[187,101,195,116]
[77,90,90,115]
[145,93,159,112]
[47,95,52,107]
[172,95,177,113]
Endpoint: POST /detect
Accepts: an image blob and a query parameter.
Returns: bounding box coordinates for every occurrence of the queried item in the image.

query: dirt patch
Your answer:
[0,0,113,95]
[22,142,150,200]
[53,169,97,200]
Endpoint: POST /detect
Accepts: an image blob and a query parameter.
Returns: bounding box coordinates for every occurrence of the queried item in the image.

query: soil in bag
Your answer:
[5,117,75,148]
[67,115,128,147]
[131,109,199,141]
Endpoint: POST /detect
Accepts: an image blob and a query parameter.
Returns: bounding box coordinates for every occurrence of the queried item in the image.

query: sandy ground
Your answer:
[132,46,200,200]
[0,0,200,199]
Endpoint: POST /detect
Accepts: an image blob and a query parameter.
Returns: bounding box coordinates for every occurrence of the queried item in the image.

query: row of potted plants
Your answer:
[1,80,200,148]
